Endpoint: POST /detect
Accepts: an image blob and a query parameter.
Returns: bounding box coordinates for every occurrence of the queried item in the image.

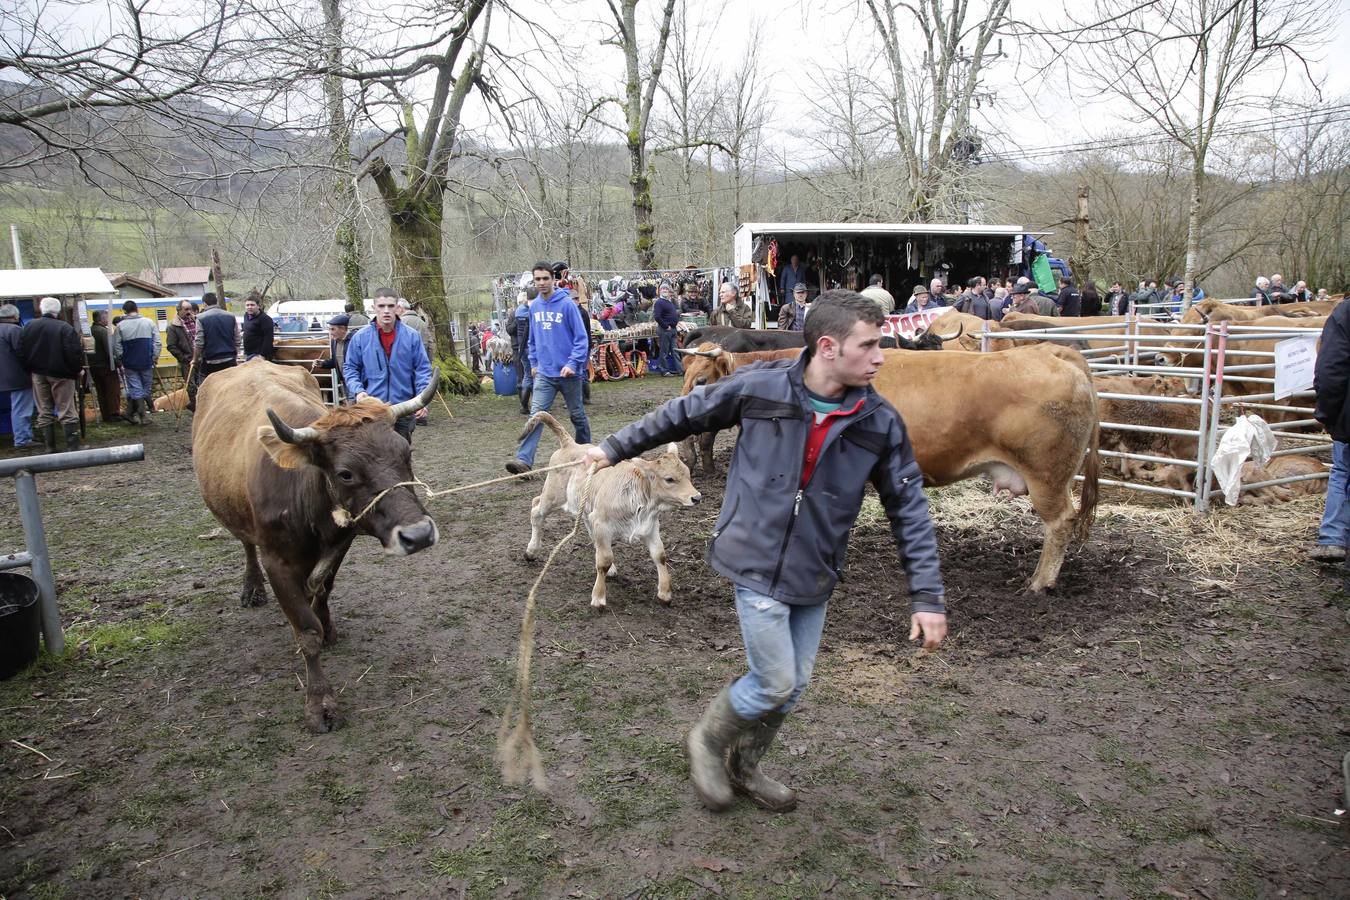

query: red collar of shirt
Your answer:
[801,395,866,488]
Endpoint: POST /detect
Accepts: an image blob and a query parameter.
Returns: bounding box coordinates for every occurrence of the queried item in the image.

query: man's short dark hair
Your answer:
[202,292,217,306]
[868,273,884,287]
[967,276,982,289]
[803,290,885,360]
[122,300,137,313]
[374,286,397,299]
[532,261,553,276]
[344,302,355,313]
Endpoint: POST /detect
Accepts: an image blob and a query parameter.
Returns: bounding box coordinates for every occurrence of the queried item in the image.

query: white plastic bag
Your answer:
[1210,415,1278,506]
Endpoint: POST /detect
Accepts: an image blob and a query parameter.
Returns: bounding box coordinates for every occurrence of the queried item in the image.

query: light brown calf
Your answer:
[522,412,701,609]
[1238,455,1329,505]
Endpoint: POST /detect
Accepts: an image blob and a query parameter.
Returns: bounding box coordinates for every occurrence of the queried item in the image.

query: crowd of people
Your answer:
[0,286,445,452]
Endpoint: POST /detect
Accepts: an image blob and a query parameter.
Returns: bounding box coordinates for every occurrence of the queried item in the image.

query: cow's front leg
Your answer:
[643,523,673,605]
[306,536,353,648]
[262,551,342,733]
[591,518,614,610]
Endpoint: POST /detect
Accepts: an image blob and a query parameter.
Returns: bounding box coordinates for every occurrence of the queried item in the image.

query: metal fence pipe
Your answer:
[0,444,144,478]
[1270,444,1332,457]
[0,551,34,571]
[1239,472,1330,492]
[1266,418,1321,429]
[1100,421,1202,437]
[1076,473,1198,500]
[1098,449,1200,468]
[1096,392,1204,406]
[1086,362,1206,376]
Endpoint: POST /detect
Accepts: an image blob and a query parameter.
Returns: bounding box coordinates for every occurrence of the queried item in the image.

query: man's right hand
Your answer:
[355,391,368,402]
[584,446,611,470]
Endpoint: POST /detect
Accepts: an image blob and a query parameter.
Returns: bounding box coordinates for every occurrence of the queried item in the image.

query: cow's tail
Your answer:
[521,410,575,449]
[1075,392,1100,543]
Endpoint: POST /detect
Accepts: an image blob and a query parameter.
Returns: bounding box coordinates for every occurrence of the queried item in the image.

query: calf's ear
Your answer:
[257,426,316,469]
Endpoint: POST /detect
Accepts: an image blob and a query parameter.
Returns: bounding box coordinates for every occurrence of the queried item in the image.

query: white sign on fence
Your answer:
[883,307,949,340]
[1273,336,1318,400]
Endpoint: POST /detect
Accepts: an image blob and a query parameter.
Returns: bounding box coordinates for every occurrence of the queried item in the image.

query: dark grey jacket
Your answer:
[600,354,945,613]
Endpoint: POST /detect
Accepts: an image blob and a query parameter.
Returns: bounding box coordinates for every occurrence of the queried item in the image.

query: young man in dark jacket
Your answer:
[1312,300,1350,563]
[241,292,275,361]
[584,291,948,813]
[505,288,535,413]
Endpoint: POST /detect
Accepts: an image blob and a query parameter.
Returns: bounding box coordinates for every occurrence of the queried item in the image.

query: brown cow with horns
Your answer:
[193,359,440,732]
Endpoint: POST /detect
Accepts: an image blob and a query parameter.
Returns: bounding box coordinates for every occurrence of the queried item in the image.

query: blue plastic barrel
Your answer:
[492,361,518,396]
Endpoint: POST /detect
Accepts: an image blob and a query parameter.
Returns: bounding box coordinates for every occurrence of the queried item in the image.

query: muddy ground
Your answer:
[0,376,1347,899]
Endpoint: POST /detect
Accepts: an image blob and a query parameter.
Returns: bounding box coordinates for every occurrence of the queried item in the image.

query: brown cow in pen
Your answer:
[193,359,439,732]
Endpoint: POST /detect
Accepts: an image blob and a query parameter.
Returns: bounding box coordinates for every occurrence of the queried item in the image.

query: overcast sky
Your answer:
[8,0,1349,167]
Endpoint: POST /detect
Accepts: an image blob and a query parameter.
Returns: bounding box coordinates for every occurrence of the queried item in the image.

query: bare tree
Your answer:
[1068,0,1332,307]
[859,0,1010,221]
[599,0,679,270]
[320,0,364,306]
[716,23,768,230]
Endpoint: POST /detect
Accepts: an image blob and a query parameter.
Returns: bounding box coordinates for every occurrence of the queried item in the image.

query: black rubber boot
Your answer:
[726,710,797,812]
[685,687,753,812]
[63,423,82,451]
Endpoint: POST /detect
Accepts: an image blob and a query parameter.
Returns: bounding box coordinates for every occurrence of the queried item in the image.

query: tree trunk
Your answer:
[1182,160,1203,311]
[629,142,655,270]
[322,0,363,307]
[387,192,447,350]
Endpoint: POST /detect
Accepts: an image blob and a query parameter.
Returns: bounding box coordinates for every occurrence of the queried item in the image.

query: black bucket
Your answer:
[0,573,41,680]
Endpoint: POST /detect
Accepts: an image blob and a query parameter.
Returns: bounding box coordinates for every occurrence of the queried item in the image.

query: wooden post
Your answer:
[1072,185,1090,287]
[212,249,226,309]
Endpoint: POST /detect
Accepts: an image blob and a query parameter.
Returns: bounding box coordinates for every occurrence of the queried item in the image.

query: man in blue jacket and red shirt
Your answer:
[506,262,592,474]
[344,287,433,444]
[583,290,947,813]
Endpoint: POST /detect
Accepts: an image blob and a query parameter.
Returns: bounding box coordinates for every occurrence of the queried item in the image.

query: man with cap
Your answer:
[1008,282,1040,316]
[311,314,352,403]
[778,284,808,331]
[652,279,682,376]
[0,304,36,449]
[903,283,940,314]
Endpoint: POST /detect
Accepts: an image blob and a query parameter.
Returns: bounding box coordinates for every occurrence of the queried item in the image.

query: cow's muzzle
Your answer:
[388,516,438,556]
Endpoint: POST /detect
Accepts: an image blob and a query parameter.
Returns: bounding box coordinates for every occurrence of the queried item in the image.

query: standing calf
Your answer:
[522,412,701,608]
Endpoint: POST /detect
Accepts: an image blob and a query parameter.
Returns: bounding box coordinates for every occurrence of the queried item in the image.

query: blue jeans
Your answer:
[124,367,153,401]
[1317,440,1350,547]
[516,373,591,466]
[728,586,828,719]
[656,327,682,375]
[5,387,34,445]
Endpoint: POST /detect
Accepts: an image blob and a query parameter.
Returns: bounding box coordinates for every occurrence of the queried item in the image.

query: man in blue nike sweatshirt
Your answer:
[506,261,592,474]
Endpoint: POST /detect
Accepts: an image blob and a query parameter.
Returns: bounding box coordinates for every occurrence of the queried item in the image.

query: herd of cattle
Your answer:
[189,297,1339,731]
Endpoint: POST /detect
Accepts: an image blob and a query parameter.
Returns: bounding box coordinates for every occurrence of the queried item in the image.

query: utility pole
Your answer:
[212,249,226,310]
[10,225,24,269]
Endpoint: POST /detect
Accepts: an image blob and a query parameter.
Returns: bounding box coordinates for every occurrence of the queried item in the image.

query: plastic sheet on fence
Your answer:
[1211,415,1278,506]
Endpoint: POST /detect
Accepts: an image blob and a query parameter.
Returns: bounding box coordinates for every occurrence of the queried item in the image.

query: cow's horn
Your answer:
[387,371,440,421]
[704,346,724,358]
[266,409,320,444]
[937,322,965,342]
